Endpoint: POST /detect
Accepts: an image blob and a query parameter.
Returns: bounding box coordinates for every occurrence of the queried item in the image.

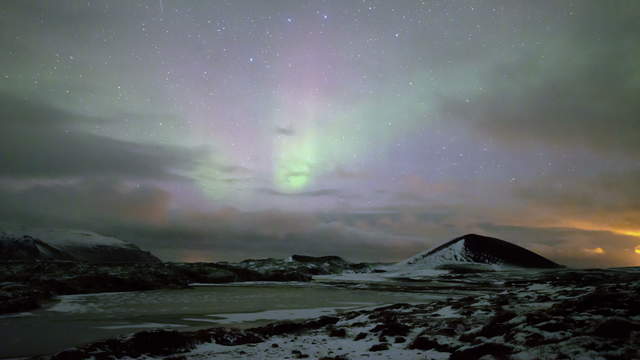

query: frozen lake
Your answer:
[0,282,445,358]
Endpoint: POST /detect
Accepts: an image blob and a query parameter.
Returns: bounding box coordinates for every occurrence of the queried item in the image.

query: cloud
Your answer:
[1,177,636,267]
[513,171,640,231]
[216,165,252,174]
[257,188,343,197]
[583,247,605,255]
[275,126,295,136]
[0,94,203,180]
[0,178,171,227]
[103,219,429,263]
[388,175,455,203]
[440,2,640,157]
[329,166,368,180]
[14,203,427,262]
[105,210,640,267]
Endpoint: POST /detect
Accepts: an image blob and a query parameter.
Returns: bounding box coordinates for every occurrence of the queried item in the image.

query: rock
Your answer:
[537,320,565,332]
[474,310,517,338]
[51,349,87,360]
[290,255,347,264]
[0,287,41,314]
[251,316,339,337]
[354,332,367,341]
[525,311,551,325]
[593,317,640,339]
[127,330,196,356]
[449,343,514,360]
[261,270,311,282]
[369,343,390,351]
[552,287,640,317]
[408,336,452,352]
[291,349,309,358]
[329,328,347,337]
[370,318,410,337]
[394,336,406,343]
[51,330,197,359]
[237,254,371,278]
[195,328,263,346]
[523,333,547,347]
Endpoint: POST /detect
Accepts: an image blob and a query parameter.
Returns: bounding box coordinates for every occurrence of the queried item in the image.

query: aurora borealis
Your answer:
[1,1,639,267]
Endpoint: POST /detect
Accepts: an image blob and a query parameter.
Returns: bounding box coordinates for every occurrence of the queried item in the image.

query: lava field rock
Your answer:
[593,317,640,339]
[449,342,514,360]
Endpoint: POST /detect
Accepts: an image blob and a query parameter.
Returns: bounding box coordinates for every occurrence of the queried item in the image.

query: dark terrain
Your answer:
[0,256,370,315]
[37,267,640,360]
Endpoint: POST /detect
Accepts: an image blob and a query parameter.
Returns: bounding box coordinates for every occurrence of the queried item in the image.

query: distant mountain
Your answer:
[235,254,371,276]
[400,233,562,270]
[0,227,160,263]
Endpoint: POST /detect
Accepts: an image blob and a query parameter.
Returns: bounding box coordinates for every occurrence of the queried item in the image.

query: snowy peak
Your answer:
[402,233,562,269]
[0,227,160,263]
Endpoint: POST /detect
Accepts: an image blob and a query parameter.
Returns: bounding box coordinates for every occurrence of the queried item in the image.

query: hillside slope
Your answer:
[0,227,160,263]
[400,233,562,269]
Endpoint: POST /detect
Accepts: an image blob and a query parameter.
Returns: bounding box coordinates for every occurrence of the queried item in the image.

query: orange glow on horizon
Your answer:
[583,247,605,255]
[619,230,640,238]
[180,250,212,263]
[635,245,640,255]
[556,220,640,239]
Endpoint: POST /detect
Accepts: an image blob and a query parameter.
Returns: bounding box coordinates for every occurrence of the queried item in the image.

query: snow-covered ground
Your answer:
[41,267,640,360]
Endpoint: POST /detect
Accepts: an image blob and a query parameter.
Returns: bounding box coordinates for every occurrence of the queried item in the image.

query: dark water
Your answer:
[0,283,441,358]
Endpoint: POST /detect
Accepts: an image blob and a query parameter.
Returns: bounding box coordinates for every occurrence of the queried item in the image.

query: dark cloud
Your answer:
[442,1,640,157]
[1,176,635,267]
[216,165,252,174]
[0,183,426,262]
[514,171,640,230]
[275,126,295,136]
[0,178,171,228]
[258,188,343,197]
[92,211,640,267]
[90,218,429,263]
[217,178,253,184]
[330,167,368,180]
[0,94,203,179]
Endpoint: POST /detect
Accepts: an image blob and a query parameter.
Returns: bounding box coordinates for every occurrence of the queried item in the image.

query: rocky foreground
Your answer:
[41,267,640,360]
[0,256,370,315]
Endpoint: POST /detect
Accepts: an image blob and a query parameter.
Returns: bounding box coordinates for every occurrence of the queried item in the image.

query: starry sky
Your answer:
[1,0,639,267]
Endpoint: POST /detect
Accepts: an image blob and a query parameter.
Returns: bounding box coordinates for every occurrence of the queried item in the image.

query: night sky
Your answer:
[1,1,639,267]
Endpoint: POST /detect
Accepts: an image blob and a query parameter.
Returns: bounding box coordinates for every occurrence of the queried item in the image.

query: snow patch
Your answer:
[96,323,187,330]
[208,306,372,323]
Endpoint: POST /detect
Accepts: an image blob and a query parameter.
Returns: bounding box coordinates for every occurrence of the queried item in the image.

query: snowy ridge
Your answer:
[0,226,132,249]
[401,237,474,267]
[0,224,160,263]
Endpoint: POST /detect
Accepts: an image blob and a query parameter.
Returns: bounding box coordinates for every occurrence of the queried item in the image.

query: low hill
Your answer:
[0,227,160,263]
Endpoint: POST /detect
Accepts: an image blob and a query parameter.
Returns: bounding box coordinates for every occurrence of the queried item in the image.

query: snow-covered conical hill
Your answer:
[399,233,562,270]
